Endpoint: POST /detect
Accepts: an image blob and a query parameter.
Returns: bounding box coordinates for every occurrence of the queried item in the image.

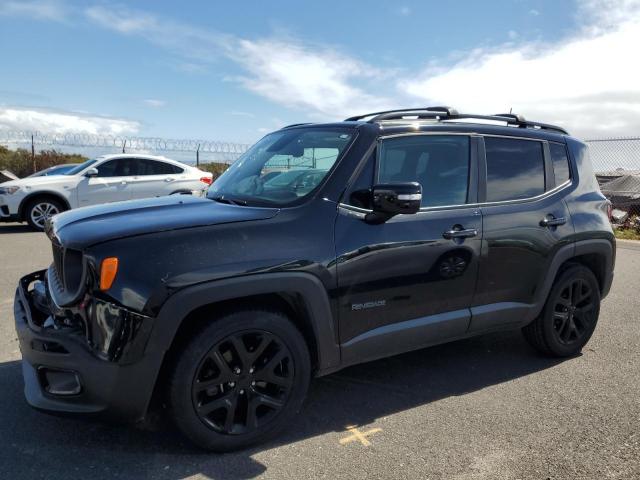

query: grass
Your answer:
[614,228,640,241]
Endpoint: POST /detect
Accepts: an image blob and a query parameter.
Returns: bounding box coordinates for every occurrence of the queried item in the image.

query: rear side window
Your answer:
[549,142,570,185]
[378,135,470,207]
[136,159,183,175]
[485,137,545,202]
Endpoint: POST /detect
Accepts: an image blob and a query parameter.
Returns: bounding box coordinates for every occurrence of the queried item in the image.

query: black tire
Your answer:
[24,197,66,231]
[523,264,601,357]
[168,309,311,451]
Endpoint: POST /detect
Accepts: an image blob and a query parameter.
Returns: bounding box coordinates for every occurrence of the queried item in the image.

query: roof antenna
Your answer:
[509,107,513,114]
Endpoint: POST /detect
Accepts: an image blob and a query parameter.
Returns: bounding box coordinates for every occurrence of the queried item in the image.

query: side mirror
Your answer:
[366,182,422,224]
[85,167,99,177]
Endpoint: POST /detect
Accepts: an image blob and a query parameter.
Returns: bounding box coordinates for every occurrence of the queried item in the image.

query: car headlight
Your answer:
[0,186,20,195]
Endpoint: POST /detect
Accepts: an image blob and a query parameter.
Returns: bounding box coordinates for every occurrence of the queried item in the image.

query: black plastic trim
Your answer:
[149,272,341,375]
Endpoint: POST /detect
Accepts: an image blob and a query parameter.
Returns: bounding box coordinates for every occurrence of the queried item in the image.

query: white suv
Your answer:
[0,154,214,230]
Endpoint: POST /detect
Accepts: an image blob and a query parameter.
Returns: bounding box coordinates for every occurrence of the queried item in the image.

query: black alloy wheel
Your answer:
[168,309,310,451]
[551,277,596,345]
[192,330,293,435]
[523,264,601,357]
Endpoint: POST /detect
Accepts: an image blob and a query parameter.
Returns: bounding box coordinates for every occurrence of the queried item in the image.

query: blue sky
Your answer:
[1,0,639,142]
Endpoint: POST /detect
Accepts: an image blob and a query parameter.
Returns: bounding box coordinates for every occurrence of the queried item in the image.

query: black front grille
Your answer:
[48,240,85,306]
[52,243,64,287]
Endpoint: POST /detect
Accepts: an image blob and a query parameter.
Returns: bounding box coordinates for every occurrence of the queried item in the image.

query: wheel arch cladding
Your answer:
[531,239,614,321]
[147,272,341,377]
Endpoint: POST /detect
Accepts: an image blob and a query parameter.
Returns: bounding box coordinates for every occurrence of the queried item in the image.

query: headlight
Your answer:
[0,186,20,195]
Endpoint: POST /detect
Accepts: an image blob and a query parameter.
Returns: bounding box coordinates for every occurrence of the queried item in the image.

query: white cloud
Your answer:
[84,5,228,64]
[143,99,166,108]
[231,38,392,118]
[83,6,392,120]
[529,9,540,16]
[402,0,640,138]
[507,30,518,40]
[0,0,67,22]
[0,107,140,135]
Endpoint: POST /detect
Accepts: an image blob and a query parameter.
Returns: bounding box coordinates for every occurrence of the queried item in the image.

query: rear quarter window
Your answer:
[485,137,545,202]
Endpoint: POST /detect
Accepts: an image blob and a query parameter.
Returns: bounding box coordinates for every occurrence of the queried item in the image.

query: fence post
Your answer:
[122,139,127,154]
[196,143,200,167]
[31,134,36,173]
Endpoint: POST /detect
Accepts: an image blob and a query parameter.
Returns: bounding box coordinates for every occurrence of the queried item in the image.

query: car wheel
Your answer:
[168,309,311,451]
[25,197,65,231]
[523,264,601,357]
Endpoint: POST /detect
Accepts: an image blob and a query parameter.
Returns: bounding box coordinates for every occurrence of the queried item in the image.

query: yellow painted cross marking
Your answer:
[339,425,382,447]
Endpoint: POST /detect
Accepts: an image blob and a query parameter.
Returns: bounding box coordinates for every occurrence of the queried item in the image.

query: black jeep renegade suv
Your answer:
[14,107,615,451]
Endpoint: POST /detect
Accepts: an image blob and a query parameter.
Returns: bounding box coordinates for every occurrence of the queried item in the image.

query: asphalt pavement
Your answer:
[0,222,638,479]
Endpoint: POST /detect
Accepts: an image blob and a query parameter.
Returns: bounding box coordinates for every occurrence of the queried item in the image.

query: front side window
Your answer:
[208,128,354,206]
[549,142,570,185]
[378,135,470,207]
[96,158,137,177]
[485,137,545,202]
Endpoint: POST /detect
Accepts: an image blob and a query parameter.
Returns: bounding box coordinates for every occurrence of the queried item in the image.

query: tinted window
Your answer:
[485,137,545,201]
[96,158,137,177]
[136,159,183,175]
[378,135,469,207]
[549,142,570,185]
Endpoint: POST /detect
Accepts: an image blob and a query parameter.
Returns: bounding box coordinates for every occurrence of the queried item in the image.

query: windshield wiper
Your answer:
[210,195,248,206]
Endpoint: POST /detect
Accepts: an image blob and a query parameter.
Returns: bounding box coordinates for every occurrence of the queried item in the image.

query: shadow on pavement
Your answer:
[0,330,566,480]
[0,223,33,235]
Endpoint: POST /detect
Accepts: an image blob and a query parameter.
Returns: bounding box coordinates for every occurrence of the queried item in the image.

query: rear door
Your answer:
[335,134,483,363]
[469,135,573,332]
[129,159,186,199]
[76,158,134,207]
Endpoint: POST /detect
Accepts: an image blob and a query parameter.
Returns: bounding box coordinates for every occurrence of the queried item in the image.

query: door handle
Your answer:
[443,227,478,240]
[165,177,175,182]
[539,216,566,227]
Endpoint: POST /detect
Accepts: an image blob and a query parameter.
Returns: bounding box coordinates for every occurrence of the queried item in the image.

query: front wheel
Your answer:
[168,309,311,451]
[523,264,601,357]
[25,197,65,231]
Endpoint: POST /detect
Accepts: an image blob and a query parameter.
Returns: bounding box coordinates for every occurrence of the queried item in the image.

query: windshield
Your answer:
[65,159,98,175]
[208,128,354,206]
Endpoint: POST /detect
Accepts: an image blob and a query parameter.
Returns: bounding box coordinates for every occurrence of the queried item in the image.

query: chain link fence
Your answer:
[585,137,640,233]
[1,130,639,232]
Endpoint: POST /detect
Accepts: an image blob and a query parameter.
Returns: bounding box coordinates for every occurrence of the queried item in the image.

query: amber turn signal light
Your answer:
[100,257,119,291]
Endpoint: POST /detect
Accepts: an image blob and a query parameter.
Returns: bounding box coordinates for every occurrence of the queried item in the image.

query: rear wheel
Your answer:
[523,264,600,357]
[24,197,65,231]
[168,309,311,451]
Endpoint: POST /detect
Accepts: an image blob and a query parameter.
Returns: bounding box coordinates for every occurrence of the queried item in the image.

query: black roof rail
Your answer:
[344,106,458,122]
[345,107,568,135]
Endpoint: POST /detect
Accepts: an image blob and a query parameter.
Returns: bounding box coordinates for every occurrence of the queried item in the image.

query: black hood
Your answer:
[47,195,279,249]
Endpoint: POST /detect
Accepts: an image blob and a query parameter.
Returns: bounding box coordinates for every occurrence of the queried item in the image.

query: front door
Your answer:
[335,134,482,364]
[76,158,134,207]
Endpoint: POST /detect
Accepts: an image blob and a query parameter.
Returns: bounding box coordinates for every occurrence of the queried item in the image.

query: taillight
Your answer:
[200,176,212,185]
[100,257,119,291]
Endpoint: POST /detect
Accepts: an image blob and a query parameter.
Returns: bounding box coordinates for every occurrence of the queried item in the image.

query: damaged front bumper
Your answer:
[14,270,162,421]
